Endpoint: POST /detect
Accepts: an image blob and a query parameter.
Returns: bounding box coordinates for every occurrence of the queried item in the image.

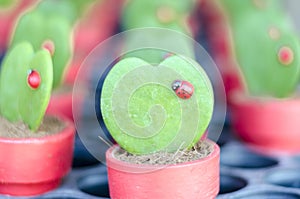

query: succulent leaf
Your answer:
[101,56,214,155]
[35,0,95,25]
[122,0,194,30]
[220,0,300,97]
[0,0,13,7]
[0,42,53,131]
[122,0,195,63]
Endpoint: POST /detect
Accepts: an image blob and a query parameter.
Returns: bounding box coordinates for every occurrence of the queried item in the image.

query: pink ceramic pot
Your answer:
[231,92,300,154]
[0,115,75,196]
[106,140,220,199]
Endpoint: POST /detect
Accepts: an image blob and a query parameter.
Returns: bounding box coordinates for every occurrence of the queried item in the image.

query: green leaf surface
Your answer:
[122,0,193,29]
[123,29,194,64]
[236,15,300,97]
[0,42,53,131]
[221,0,300,97]
[221,0,281,21]
[0,42,34,122]
[0,0,12,7]
[36,0,78,24]
[11,10,72,88]
[36,0,95,25]
[101,56,214,155]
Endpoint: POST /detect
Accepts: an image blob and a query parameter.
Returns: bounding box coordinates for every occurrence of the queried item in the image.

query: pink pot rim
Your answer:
[230,91,300,106]
[106,139,220,173]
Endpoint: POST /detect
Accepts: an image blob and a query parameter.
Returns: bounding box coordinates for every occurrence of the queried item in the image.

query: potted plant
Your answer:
[0,2,77,195]
[99,0,220,198]
[0,41,75,196]
[205,0,300,153]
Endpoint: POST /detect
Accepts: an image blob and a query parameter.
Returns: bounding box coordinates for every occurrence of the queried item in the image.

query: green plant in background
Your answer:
[220,0,300,98]
[10,0,95,88]
[0,0,14,7]
[100,0,214,155]
[11,10,72,88]
[35,0,95,25]
[122,0,195,63]
[0,0,95,131]
[122,0,193,32]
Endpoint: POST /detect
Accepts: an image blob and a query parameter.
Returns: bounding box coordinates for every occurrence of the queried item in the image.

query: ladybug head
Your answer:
[172,80,181,91]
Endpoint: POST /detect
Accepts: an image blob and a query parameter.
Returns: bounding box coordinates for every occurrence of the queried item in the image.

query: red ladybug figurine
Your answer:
[172,80,194,99]
[27,69,41,89]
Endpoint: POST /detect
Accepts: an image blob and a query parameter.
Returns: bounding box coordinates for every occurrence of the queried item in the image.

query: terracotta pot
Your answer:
[47,90,73,122]
[106,140,220,199]
[0,115,75,196]
[230,92,300,154]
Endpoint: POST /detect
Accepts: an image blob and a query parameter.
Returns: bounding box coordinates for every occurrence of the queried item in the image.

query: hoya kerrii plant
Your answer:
[101,55,214,154]
[0,42,53,131]
[0,0,87,131]
[121,0,195,64]
[220,0,300,98]
[214,0,300,153]
[102,0,214,155]
[101,0,220,198]
[7,0,97,122]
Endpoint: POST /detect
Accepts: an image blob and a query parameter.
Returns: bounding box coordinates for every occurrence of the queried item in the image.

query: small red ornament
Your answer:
[27,70,41,89]
[172,80,194,99]
[278,46,294,66]
[41,40,55,56]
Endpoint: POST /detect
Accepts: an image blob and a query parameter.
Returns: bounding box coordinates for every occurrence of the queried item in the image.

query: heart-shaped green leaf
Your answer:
[101,55,214,155]
[0,42,53,131]
[11,10,72,88]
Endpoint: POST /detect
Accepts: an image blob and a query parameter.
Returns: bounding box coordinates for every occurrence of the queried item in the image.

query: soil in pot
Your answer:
[114,140,214,165]
[0,115,65,138]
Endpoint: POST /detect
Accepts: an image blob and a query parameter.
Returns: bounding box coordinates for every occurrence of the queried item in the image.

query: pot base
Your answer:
[0,115,75,196]
[106,140,220,199]
[231,93,300,154]
[0,179,60,196]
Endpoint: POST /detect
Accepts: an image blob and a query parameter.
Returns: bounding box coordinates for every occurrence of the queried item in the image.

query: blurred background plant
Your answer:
[221,0,300,98]
[0,0,96,131]
[199,0,300,99]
